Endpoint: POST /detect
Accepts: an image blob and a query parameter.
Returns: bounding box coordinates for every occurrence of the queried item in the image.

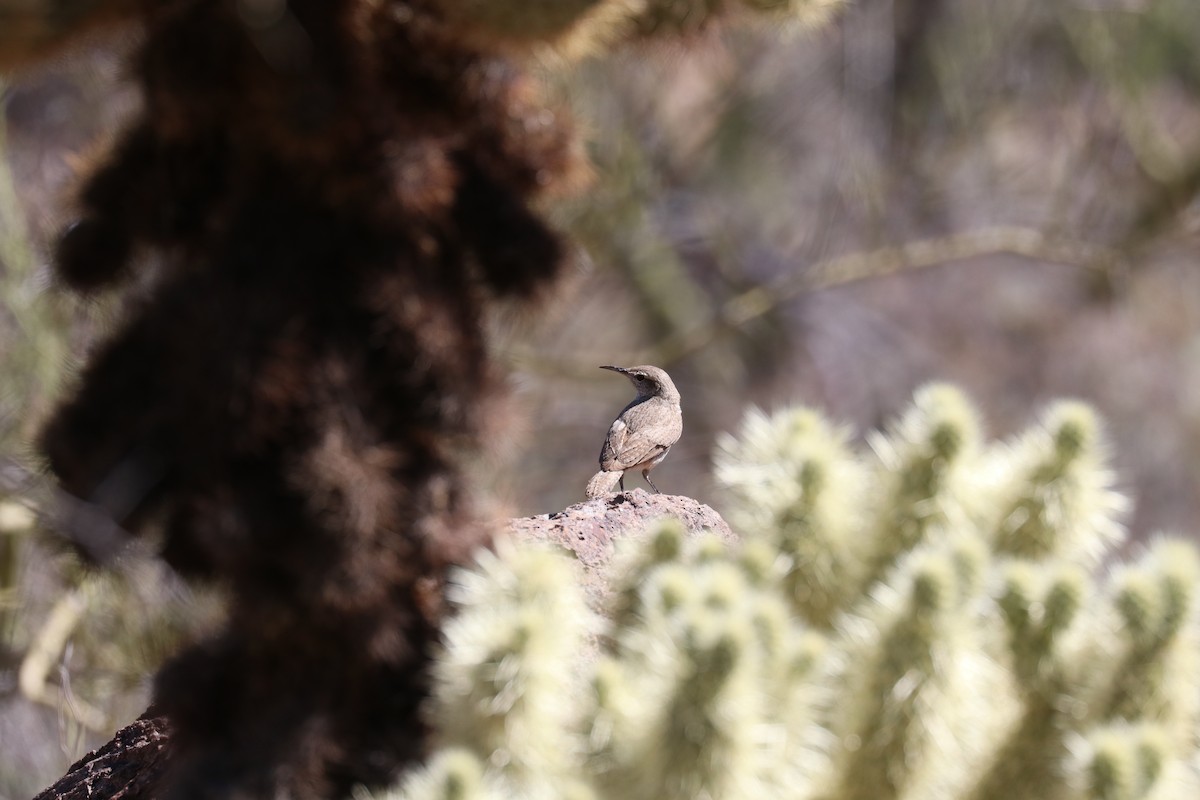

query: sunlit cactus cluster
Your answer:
[373,384,1200,800]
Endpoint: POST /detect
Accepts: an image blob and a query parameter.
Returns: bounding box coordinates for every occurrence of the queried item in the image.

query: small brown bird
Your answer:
[585,365,683,498]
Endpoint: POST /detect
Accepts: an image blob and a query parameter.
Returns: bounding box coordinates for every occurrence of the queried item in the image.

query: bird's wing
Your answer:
[599,412,678,471]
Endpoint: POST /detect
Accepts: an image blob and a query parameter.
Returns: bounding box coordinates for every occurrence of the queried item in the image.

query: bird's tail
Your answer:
[585,469,622,499]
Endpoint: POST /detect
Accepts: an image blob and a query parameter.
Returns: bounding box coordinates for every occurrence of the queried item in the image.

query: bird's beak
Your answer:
[599,365,627,374]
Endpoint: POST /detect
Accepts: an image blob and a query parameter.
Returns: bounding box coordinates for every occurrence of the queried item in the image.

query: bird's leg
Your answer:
[643,469,660,494]
[619,474,625,492]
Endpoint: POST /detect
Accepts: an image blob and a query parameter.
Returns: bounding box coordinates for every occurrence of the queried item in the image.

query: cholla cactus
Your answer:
[1095,541,1200,738]
[980,401,1127,565]
[431,539,598,793]
[715,407,865,627]
[370,385,1200,800]
[592,533,818,800]
[1076,724,1173,800]
[858,383,982,592]
[823,549,999,800]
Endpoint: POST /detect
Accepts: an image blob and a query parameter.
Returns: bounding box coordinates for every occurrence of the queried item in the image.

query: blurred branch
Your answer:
[18,580,108,733]
[656,225,1125,362]
[1057,9,1184,185]
[0,498,35,643]
[0,87,34,279]
[0,79,71,446]
[504,225,1123,376]
[0,498,35,531]
[1125,150,1200,248]
[1057,7,1200,245]
[573,127,718,341]
[0,457,135,564]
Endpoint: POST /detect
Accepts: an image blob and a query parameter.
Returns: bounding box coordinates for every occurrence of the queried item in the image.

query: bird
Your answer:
[585,364,683,499]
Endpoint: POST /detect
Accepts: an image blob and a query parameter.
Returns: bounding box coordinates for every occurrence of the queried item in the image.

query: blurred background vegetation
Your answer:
[2,0,1200,795]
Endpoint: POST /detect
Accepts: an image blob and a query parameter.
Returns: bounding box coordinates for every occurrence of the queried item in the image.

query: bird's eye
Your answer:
[635,375,645,382]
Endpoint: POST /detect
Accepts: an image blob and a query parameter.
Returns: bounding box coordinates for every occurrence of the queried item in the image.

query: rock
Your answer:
[507,489,735,609]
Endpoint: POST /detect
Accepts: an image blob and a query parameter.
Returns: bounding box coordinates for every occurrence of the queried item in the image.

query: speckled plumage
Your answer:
[586,365,682,498]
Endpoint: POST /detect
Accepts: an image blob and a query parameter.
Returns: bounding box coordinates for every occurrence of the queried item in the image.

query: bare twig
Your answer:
[503,225,1123,374]
[655,225,1125,362]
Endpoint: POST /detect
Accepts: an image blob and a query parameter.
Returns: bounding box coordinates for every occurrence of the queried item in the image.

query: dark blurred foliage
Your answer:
[7,0,586,795]
[2,0,1200,795]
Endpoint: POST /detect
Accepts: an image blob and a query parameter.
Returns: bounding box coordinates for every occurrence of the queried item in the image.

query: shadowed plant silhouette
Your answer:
[32,2,582,797]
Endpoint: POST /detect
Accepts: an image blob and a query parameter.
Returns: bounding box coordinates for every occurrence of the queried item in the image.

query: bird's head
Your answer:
[599,364,680,403]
